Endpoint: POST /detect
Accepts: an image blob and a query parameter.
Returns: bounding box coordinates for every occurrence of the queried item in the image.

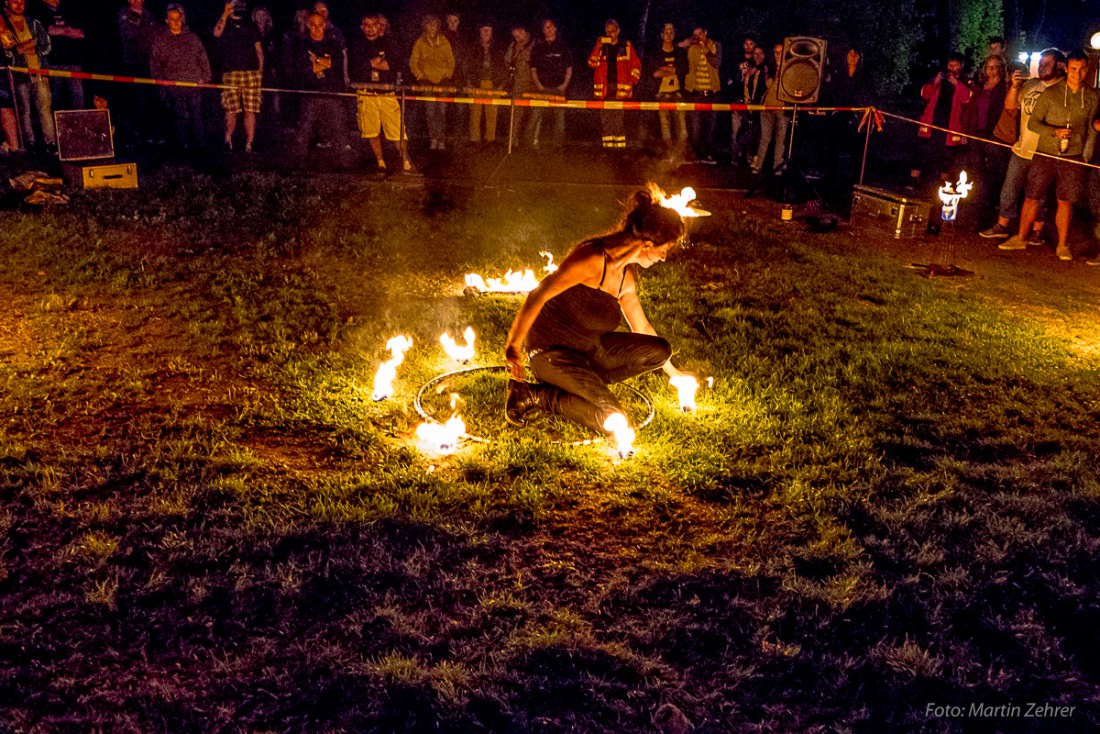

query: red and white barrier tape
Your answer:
[6,66,870,113]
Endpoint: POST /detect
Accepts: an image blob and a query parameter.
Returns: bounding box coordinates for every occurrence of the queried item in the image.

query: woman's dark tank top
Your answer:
[525,248,632,353]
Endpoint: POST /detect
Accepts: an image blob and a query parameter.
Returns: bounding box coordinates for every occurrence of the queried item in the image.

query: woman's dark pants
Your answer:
[529,332,670,435]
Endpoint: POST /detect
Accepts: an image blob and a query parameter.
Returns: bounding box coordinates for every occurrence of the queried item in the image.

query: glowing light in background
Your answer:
[540,251,558,273]
[371,335,413,401]
[440,327,476,363]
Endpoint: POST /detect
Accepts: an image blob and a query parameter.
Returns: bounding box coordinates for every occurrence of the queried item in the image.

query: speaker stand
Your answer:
[743,105,824,209]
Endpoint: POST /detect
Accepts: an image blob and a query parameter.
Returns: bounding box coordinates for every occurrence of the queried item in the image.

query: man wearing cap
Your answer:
[587,19,640,149]
[349,12,413,173]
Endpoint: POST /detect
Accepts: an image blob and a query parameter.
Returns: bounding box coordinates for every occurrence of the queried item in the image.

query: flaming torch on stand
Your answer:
[938,171,972,225]
[371,335,413,402]
[913,171,975,277]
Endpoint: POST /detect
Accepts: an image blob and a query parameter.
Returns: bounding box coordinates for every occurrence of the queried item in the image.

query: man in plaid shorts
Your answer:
[213,0,263,152]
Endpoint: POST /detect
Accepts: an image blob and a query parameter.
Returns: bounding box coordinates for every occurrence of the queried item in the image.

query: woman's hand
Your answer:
[505,344,525,381]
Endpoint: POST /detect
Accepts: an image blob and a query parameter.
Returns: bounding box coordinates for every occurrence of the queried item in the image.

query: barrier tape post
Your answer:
[6,66,24,151]
[507,92,516,155]
[398,73,407,161]
[860,106,873,185]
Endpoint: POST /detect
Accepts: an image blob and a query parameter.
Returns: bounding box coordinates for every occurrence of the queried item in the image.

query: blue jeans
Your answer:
[47,64,84,110]
[14,75,55,147]
[997,153,1031,222]
[755,109,790,171]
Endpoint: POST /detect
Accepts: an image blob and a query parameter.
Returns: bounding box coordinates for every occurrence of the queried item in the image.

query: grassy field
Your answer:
[1,169,1098,733]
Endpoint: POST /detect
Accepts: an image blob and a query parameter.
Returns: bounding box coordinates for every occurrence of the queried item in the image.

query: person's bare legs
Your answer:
[225,111,238,147]
[244,112,257,150]
[1,108,20,152]
[368,135,383,165]
[1016,198,1040,240]
[1054,200,1072,257]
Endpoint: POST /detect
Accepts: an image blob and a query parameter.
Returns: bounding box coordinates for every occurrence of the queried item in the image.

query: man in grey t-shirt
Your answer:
[1000,50,1098,259]
[983,48,1063,241]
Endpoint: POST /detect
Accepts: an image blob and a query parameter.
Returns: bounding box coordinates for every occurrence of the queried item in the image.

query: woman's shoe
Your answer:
[505,379,541,427]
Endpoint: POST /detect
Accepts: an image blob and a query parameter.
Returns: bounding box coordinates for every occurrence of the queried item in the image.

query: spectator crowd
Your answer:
[1,2,1098,254]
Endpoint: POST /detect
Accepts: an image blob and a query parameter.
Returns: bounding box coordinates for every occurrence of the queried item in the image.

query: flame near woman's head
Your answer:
[649,183,711,218]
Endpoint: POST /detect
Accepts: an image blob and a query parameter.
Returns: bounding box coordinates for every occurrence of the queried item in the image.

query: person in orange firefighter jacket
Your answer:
[588,18,641,148]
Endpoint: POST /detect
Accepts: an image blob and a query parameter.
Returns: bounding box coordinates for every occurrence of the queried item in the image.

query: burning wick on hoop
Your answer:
[464,251,559,295]
[938,171,972,223]
[603,412,636,459]
[669,375,701,412]
[371,335,413,401]
[416,393,467,455]
[440,327,476,364]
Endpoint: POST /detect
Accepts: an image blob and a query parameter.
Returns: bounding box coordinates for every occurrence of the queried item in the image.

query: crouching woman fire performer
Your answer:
[504,188,692,436]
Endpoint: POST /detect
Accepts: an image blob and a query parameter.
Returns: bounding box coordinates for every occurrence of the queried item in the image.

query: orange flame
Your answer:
[440,327,476,363]
[415,413,466,455]
[669,375,700,412]
[540,251,558,273]
[651,184,711,218]
[371,335,413,401]
[938,171,973,204]
[464,269,540,294]
[602,412,636,458]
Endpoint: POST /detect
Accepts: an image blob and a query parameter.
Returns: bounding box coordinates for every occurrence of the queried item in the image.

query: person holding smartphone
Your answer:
[587,19,640,149]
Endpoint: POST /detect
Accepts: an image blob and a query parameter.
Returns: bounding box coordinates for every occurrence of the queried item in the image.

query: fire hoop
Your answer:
[413,365,656,446]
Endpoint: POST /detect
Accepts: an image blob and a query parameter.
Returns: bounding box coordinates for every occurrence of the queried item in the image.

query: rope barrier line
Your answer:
[5,66,868,113]
[876,107,1100,172]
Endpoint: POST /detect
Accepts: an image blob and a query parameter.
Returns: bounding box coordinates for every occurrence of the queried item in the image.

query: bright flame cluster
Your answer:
[938,171,973,222]
[372,335,413,401]
[669,375,700,412]
[415,413,466,455]
[602,412,636,458]
[440,327,476,363]
[652,184,711,218]
[464,252,558,294]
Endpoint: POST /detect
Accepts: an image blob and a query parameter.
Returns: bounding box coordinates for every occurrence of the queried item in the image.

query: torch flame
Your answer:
[669,374,700,412]
[540,251,558,273]
[602,412,636,458]
[440,326,476,363]
[371,335,413,401]
[651,184,711,218]
[938,171,973,204]
[938,171,972,223]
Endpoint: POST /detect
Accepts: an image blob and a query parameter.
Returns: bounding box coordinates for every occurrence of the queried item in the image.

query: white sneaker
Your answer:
[998,236,1027,251]
[1056,246,1072,261]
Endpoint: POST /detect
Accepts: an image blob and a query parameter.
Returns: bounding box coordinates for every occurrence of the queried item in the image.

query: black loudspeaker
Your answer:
[776,36,826,104]
[54,109,115,162]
